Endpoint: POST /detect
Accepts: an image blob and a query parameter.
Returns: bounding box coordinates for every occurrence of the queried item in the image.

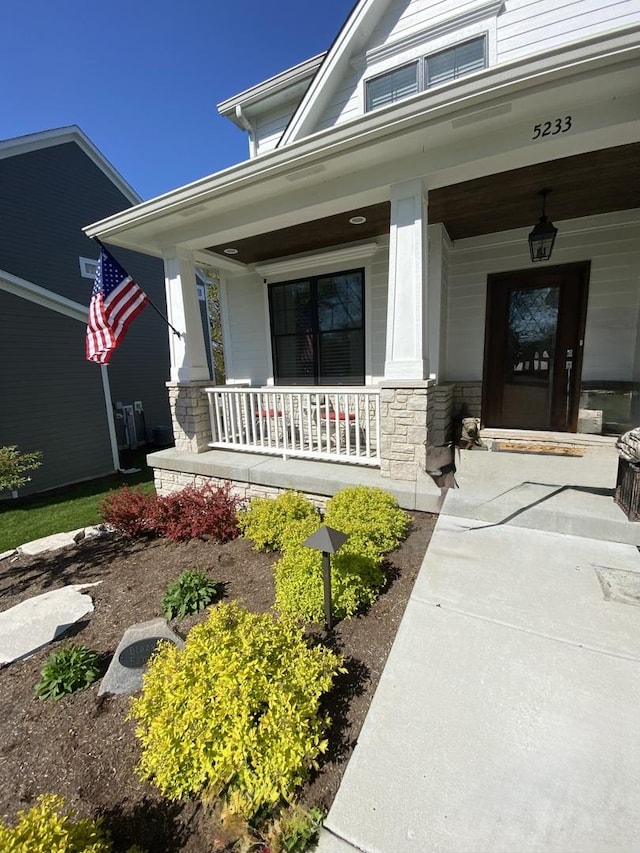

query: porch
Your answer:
[147,445,445,513]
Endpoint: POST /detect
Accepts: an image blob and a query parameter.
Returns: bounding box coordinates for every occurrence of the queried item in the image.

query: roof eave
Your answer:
[217,53,326,120]
[85,27,640,250]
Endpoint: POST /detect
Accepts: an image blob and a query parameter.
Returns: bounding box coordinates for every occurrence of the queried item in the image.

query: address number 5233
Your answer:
[532,116,572,140]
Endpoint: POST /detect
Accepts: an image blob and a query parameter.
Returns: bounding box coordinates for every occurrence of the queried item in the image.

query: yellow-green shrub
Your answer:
[325,486,410,556]
[237,491,320,551]
[0,794,111,852]
[129,601,342,818]
[274,545,384,622]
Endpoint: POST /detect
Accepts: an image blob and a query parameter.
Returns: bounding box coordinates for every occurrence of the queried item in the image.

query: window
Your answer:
[425,37,486,88]
[365,35,486,112]
[366,62,418,111]
[269,269,365,385]
[79,256,99,279]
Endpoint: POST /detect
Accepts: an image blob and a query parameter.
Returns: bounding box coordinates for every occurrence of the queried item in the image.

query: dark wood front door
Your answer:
[482,263,589,431]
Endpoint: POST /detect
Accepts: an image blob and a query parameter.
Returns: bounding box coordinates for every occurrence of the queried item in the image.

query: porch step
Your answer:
[480,428,618,449]
[443,443,640,546]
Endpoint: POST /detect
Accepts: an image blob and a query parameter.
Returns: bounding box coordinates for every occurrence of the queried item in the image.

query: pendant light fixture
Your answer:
[528,188,558,262]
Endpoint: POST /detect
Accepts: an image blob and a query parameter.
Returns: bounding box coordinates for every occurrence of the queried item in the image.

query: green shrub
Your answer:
[0,794,111,852]
[35,646,101,700]
[0,444,42,493]
[129,601,343,818]
[325,486,409,556]
[162,570,219,621]
[237,491,320,552]
[274,545,384,622]
[260,803,324,853]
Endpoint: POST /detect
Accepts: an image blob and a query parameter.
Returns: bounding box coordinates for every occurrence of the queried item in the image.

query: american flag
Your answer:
[86,247,148,364]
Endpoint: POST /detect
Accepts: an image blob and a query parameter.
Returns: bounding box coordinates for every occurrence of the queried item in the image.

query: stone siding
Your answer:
[379,381,434,481]
[167,380,212,453]
[153,467,328,509]
[453,382,483,419]
[430,384,454,446]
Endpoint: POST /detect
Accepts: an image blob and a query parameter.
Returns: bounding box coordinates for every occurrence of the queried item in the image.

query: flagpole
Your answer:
[93,237,182,338]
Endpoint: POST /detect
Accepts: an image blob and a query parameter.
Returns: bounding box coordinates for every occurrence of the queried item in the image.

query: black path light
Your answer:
[528,187,558,262]
[302,525,349,630]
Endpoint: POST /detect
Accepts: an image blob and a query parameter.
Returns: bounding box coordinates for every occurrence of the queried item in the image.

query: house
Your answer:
[85,1,640,510]
[0,126,174,496]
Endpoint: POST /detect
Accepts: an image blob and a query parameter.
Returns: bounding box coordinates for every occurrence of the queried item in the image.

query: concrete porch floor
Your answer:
[146,446,446,513]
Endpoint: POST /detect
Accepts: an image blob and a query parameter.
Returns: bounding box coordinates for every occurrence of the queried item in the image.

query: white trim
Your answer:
[0,125,141,205]
[364,260,373,384]
[79,256,99,280]
[0,268,88,322]
[280,0,385,147]
[100,366,120,472]
[217,53,326,116]
[254,241,379,278]
[357,0,503,68]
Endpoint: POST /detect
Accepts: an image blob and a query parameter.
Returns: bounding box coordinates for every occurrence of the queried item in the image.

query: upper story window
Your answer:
[365,35,487,112]
[269,269,365,385]
[425,36,487,87]
[366,62,418,111]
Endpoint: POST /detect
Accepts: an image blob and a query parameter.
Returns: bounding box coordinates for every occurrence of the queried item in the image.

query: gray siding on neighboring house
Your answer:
[0,142,133,302]
[0,137,171,492]
[0,290,113,495]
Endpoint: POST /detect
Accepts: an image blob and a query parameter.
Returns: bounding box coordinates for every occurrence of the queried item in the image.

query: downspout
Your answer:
[100,365,121,472]
[235,104,257,159]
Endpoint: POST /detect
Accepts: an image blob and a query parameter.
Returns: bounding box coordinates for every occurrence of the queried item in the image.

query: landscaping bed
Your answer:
[0,509,435,851]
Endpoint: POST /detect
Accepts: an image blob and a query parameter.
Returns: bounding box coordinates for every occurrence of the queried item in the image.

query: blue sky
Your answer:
[2,0,355,199]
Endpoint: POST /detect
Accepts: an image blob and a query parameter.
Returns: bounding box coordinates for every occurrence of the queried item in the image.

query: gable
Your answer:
[280,0,640,144]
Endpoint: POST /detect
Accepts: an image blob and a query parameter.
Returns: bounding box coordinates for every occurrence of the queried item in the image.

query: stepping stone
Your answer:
[0,583,100,666]
[99,618,184,695]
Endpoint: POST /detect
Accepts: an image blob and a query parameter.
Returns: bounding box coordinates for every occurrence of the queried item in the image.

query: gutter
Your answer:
[234,105,257,159]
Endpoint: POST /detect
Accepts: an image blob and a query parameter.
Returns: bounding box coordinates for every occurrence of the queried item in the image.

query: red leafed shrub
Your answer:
[153,482,241,542]
[100,486,159,537]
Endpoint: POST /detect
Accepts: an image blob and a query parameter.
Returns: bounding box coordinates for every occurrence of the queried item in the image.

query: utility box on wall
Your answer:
[114,402,147,449]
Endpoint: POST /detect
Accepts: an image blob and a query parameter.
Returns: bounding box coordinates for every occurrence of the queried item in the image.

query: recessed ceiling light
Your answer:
[223,247,239,255]
[349,215,367,225]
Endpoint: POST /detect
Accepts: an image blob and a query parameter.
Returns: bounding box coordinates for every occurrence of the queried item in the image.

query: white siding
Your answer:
[369,238,390,382]
[224,272,271,384]
[254,98,299,155]
[224,242,390,386]
[311,0,640,134]
[445,209,640,384]
[497,0,640,63]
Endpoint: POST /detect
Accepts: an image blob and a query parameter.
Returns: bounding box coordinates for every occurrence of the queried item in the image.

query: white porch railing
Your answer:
[205,386,381,466]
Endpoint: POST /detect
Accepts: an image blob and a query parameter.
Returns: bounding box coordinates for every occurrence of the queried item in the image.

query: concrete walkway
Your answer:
[317,442,640,853]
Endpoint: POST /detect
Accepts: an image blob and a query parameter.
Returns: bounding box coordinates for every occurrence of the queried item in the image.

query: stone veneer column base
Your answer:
[379,380,435,481]
[453,382,483,419]
[166,380,212,454]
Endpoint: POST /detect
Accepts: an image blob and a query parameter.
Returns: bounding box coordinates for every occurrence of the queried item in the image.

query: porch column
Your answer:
[381,181,432,481]
[163,247,210,382]
[163,247,212,453]
[384,180,428,381]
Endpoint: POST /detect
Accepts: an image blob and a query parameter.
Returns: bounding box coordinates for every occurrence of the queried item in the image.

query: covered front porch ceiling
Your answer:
[205,142,639,265]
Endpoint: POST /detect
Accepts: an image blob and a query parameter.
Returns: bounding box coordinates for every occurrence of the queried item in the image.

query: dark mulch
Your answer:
[0,511,436,851]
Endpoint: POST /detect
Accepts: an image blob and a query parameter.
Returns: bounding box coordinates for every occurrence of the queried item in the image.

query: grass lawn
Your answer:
[0,449,154,552]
